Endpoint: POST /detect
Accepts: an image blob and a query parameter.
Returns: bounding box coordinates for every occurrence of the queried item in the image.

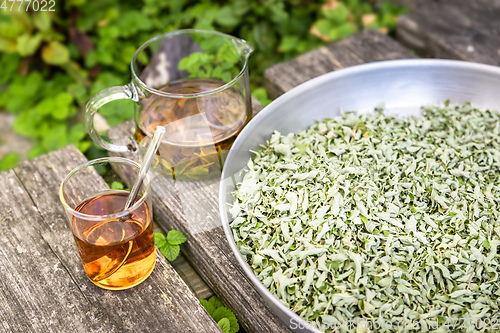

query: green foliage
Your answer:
[0,152,19,171]
[166,229,187,244]
[154,230,187,261]
[200,295,239,333]
[110,181,124,190]
[178,34,242,82]
[217,318,231,333]
[252,87,272,107]
[0,0,407,167]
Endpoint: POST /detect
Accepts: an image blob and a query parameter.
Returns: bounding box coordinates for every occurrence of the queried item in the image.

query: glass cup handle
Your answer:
[84,83,138,152]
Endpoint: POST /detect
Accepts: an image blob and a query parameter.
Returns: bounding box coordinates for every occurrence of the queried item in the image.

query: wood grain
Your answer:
[0,170,110,332]
[397,0,500,65]
[388,0,435,9]
[169,253,214,300]
[5,146,220,333]
[109,98,291,333]
[154,221,214,300]
[264,29,417,99]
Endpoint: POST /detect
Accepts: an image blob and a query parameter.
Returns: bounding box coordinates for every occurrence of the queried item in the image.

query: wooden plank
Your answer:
[169,254,214,300]
[109,97,292,333]
[153,222,214,300]
[12,147,221,333]
[264,29,417,99]
[388,0,431,9]
[0,170,111,333]
[397,0,500,65]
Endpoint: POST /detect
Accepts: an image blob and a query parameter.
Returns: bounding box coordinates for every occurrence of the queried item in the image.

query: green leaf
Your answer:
[84,50,98,67]
[0,36,16,53]
[67,83,88,105]
[154,232,168,248]
[98,26,120,39]
[322,4,350,24]
[89,72,133,125]
[278,35,300,53]
[0,53,20,85]
[215,6,240,27]
[252,87,271,106]
[199,299,217,316]
[167,229,187,245]
[35,98,54,116]
[200,296,239,333]
[42,41,70,65]
[16,33,42,56]
[115,11,153,37]
[111,181,124,190]
[41,123,68,151]
[217,318,230,333]
[27,144,46,159]
[335,22,357,39]
[222,72,233,83]
[0,153,20,171]
[13,108,43,138]
[77,141,92,153]
[161,242,180,261]
[252,22,277,53]
[35,92,75,120]
[0,15,26,40]
[52,92,75,120]
[66,0,86,6]
[154,232,180,261]
[183,164,212,178]
[178,52,204,71]
[33,12,52,31]
[68,123,86,145]
[97,99,134,126]
[207,295,225,310]
[90,72,124,95]
[211,307,239,333]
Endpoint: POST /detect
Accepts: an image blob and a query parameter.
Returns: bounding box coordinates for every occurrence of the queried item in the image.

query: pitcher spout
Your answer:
[233,39,253,60]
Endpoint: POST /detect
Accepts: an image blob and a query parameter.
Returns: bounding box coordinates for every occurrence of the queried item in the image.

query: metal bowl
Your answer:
[219,59,500,332]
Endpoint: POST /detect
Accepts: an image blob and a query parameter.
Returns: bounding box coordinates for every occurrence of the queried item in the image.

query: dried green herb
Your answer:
[230,102,500,331]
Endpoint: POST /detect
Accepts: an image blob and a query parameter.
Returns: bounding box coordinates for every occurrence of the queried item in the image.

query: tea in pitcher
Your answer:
[84,30,253,176]
[72,191,155,290]
[135,78,251,180]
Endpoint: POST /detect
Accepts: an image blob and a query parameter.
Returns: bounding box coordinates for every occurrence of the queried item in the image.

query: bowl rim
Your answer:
[219,58,500,332]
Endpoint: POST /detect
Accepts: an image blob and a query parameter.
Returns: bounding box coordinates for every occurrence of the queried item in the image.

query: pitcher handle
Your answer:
[85,83,138,152]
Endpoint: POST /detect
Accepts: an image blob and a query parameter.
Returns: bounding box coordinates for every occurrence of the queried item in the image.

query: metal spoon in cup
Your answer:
[94,126,165,281]
[123,126,165,209]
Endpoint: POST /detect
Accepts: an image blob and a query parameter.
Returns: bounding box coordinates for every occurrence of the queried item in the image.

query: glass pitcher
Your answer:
[85,29,253,180]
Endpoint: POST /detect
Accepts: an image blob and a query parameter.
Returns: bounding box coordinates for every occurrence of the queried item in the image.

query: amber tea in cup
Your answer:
[60,157,155,290]
[85,29,253,180]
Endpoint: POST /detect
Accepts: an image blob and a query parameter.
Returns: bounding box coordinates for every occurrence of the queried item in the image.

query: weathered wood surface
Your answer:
[264,29,417,99]
[109,98,292,333]
[0,169,109,332]
[388,0,432,9]
[153,222,214,300]
[0,146,220,333]
[397,0,500,65]
[169,253,213,300]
